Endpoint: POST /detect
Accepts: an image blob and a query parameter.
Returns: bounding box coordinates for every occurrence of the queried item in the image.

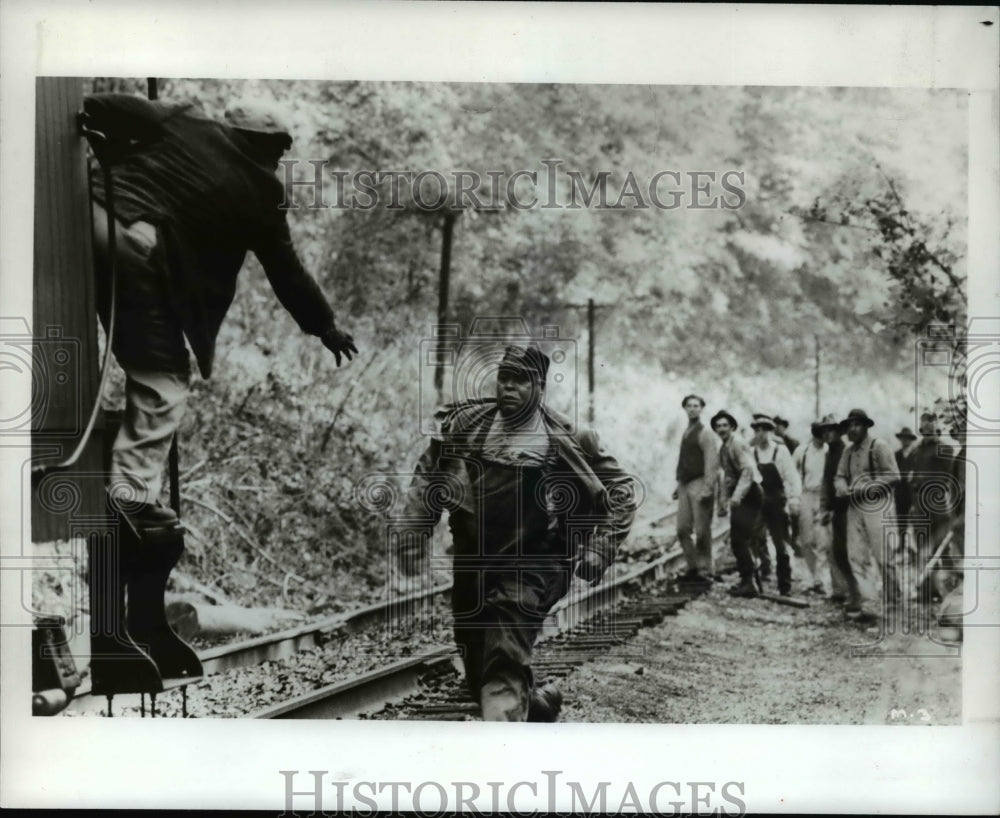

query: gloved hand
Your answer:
[321,323,358,367]
[574,550,607,585]
[787,498,800,517]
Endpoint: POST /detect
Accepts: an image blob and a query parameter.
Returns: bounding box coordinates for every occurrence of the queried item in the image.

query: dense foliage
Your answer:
[86,78,968,612]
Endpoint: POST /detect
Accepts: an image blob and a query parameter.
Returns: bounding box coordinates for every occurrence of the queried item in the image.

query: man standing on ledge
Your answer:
[672,394,719,584]
[83,91,358,527]
[79,90,358,692]
[712,410,763,598]
[397,345,637,721]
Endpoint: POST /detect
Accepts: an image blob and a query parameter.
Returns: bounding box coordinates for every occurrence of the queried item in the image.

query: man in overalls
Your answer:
[748,414,801,596]
[398,345,637,721]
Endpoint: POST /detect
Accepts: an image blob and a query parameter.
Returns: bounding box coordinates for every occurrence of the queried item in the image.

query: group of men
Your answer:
[673,395,966,624]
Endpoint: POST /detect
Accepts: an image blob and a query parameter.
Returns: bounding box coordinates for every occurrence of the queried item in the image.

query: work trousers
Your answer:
[845,497,900,609]
[451,564,570,719]
[753,495,792,594]
[93,203,192,508]
[728,484,763,583]
[676,476,715,575]
[797,489,826,588]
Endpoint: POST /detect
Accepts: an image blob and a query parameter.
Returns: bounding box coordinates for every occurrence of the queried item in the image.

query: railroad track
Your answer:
[250,519,731,720]
[64,508,701,717]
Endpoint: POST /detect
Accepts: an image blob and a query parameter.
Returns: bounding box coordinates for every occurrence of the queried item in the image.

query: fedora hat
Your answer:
[841,408,875,428]
[750,413,776,431]
[710,409,739,431]
[895,426,917,441]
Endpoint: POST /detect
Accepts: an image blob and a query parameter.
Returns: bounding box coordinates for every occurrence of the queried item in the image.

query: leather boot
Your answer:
[87,529,163,696]
[121,518,203,683]
[527,682,563,723]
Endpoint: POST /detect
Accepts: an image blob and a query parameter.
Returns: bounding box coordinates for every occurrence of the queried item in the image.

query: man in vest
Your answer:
[792,419,830,594]
[908,412,955,601]
[893,425,918,551]
[396,345,637,721]
[712,410,763,598]
[818,414,856,604]
[672,394,720,583]
[834,408,901,621]
[749,414,801,596]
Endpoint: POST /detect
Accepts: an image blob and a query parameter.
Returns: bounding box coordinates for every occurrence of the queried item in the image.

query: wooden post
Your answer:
[587,298,595,424]
[434,213,456,400]
[814,333,820,418]
[147,78,158,101]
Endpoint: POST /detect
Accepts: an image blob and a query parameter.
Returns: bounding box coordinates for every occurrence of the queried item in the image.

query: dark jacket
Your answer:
[821,436,848,513]
[84,93,336,378]
[403,398,637,571]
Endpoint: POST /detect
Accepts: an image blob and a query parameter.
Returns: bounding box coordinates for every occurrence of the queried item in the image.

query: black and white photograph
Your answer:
[2,2,998,815]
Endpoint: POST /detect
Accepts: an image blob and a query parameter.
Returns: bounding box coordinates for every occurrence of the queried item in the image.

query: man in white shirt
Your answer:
[793,419,831,594]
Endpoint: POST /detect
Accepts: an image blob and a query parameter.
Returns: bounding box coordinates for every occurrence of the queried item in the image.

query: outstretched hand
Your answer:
[321,325,358,367]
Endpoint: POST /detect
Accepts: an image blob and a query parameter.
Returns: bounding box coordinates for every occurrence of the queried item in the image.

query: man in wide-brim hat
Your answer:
[834,408,901,621]
[711,410,764,597]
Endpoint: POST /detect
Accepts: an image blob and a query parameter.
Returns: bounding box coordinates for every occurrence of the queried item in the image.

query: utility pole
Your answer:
[587,298,596,424]
[434,212,456,400]
[814,333,820,418]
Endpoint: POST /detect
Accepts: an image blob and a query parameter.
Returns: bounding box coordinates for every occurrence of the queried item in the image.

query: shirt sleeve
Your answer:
[252,218,337,338]
[578,429,638,568]
[731,438,757,504]
[834,445,851,497]
[776,444,801,502]
[699,427,720,496]
[873,440,900,485]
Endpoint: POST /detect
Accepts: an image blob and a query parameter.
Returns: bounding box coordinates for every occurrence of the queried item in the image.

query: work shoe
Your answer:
[728,581,758,598]
[527,682,563,723]
[810,583,827,596]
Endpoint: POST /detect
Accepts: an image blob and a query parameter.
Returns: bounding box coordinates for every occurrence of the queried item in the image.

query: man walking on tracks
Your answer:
[79,91,358,692]
[672,394,719,584]
[397,344,637,721]
[834,408,901,622]
[712,410,763,598]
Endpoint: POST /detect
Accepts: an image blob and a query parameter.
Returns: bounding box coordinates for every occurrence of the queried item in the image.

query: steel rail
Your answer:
[249,518,729,720]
